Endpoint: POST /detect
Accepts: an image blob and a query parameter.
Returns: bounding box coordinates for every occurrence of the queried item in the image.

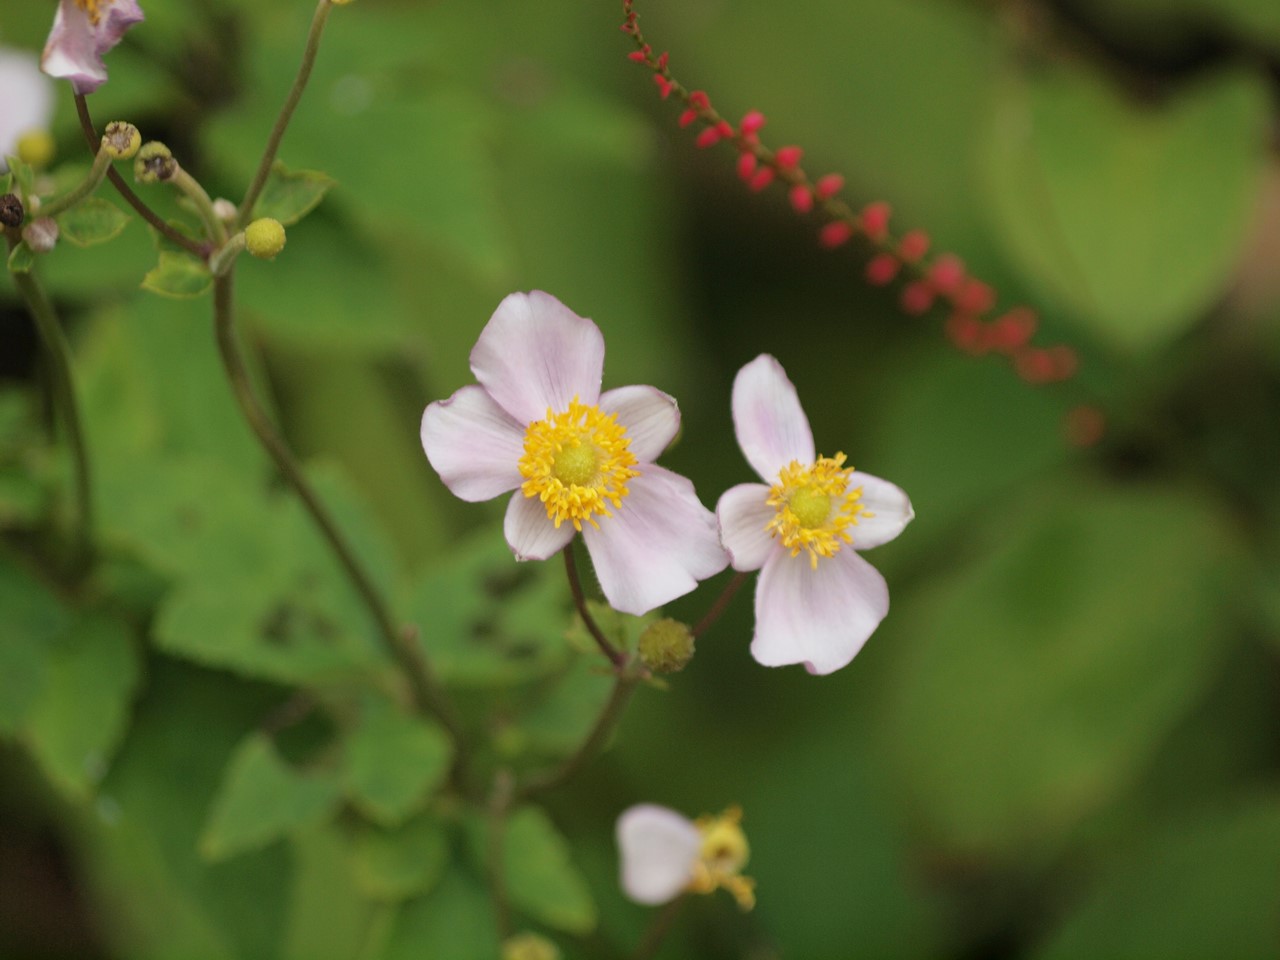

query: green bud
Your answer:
[102,121,141,160]
[501,932,561,960]
[245,217,286,260]
[638,618,695,673]
[133,141,176,183]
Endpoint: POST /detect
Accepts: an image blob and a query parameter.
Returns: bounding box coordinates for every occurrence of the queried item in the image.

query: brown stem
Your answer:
[563,543,625,667]
[633,895,686,960]
[692,570,750,638]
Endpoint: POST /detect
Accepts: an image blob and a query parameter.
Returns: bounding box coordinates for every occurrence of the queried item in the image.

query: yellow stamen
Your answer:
[766,453,867,569]
[518,397,639,532]
[688,806,755,911]
[74,0,106,25]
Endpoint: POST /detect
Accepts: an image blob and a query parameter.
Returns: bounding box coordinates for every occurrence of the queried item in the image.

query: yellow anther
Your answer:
[766,453,865,568]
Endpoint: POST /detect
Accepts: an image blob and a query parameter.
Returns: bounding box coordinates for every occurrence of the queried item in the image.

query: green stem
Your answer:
[211,272,470,778]
[236,0,333,229]
[563,543,625,667]
[514,667,639,802]
[633,895,686,960]
[692,570,750,638]
[38,145,111,219]
[10,263,93,568]
[172,167,228,246]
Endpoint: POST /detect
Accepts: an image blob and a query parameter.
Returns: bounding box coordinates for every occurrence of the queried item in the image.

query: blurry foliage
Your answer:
[2,0,1279,958]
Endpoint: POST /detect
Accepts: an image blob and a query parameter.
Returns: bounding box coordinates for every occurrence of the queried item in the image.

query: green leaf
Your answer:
[353,815,450,902]
[23,613,141,799]
[141,250,212,299]
[513,656,615,758]
[0,171,11,194]
[376,867,499,960]
[7,241,34,274]
[56,196,131,247]
[878,479,1240,858]
[980,65,1270,351]
[200,733,343,861]
[343,696,452,826]
[252,163,337,226]
[1033,797,1280,960]
[6,155,34,200]
[281,826,379,960]
[0,553,70,735]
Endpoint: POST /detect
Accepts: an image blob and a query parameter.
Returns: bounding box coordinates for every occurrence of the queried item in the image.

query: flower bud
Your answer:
[212,198,238,223]
[133,141,176,183]
[0,194,24,228]
[102,121,141,160]
[637,618,695,673]
[22,217,59,253]
[501,932,561,960]
[245,218,286,260]
[16,130,56,170]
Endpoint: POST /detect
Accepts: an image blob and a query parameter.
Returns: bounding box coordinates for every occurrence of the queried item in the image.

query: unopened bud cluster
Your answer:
[638,618,695,673]
[134,141,176,183]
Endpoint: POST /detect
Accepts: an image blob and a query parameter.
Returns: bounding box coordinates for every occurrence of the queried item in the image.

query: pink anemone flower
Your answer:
[41,0,144,95]
[421,291,727,616]
[716,354,913,674]
[616,803,755,910]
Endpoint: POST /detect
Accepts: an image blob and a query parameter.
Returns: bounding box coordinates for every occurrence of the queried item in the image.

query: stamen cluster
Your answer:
[766,453,866,569]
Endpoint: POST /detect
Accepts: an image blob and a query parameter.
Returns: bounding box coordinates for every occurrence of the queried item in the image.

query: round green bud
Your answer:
[638,618,695,674]
[16,130,55,170]
[134,141,176,183]
[245,218,286,260]
[102,121,142,160]
[501,932,561,960]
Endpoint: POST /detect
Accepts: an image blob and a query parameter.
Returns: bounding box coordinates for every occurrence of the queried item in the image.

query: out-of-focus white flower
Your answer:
[616,803,754,910]
[41,0,144,95]
[0,48,55,172]
[717,354,913,675]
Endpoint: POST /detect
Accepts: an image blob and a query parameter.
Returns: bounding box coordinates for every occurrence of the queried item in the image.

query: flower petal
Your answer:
[715,483,776,573]
[420,385,526,502]
[582,465,728,616]
[503,491,576,562]
[470,291,605,425]
[616,804,700,906]
[732,354,814,482]
[849,471,914,550]
[41,0,144,95]
[0,49,54,168]
[751,547,889,675]
[599,385,680,463]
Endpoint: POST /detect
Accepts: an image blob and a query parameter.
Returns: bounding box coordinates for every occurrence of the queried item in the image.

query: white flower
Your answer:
[0,48,54,171]
[716,354,913,675]
[41,0,144,95]
[421,291,728,616]
[616,804,754,910]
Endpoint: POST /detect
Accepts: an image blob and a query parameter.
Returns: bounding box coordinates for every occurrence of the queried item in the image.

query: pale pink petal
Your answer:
[732,354,814,482]
[503,491,575,562]
[420,385,525,502]
[41,0,144,95]
[582,465,728,616]
[616,804,700,906]
[599,385,680,463]
[470,291,605,425]
[751,547,889,675]
[848,471,914,550]
[0,50,54,169]
[715,483,776,573]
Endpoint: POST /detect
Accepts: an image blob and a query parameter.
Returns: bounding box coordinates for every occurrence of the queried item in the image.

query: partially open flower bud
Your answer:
[102,121,141,160]
[245,217,286,260]
[133,141,176,183]
[22,216,58,253]
[501,932,561,960]
[0,193,24,228]
[212,198,237,223]
[638,618,695,673]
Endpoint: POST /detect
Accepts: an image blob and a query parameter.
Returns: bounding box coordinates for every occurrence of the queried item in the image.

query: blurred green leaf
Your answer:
[251,163,337,227]
[514,656,615,758]
[142,250,212,299]
[0,553,69,735]
[200,732,343,861]
[281,826,379,960]
[1033,796,1280,960]
[57,196,131,247]
[7,241,34,274]
[343,696,452,827]
[375,867,499,960]
[23,613,141,799]
[878,479,1240,857]
[7,155,34,200]
[981,65,1270,351]
[353,815,450,902]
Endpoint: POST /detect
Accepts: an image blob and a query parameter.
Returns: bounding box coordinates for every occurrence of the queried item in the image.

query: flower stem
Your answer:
[37,144,111,220]
[692,570,750,638]
[210,272,470,779]
[486,769,515,941]
[633,895,686,960]
[172,167,228,246]
[514,667,639,803]
[236,0,333,229]
[562,543,626,667]
[71,95,207,257]
[10,263,92,569]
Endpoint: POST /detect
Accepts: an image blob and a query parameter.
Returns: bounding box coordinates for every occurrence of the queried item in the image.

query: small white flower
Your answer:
[616,804,754,910]
[716,354,913,675]
[41,0,144,95]
[0,48,55,171]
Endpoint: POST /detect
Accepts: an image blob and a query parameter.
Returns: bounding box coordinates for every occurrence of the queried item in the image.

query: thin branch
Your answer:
[563,543,625,667]
[692,570,750,638]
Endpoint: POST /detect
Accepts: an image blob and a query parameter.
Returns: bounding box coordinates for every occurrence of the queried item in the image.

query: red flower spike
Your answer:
[1013,347,1055,384]
[695,127,722,148]
[954,279,996,315]
[1064,405,1106,447]
[860,201,892,241]
[737,152,758,181]
[749,167,776,192]
[990,308,1037,353]
[1049,345,1078,381]
[653,74,672,98]
[656,51,669,69]
[900,281,935,315]
[775,145,803,169]
[814,174,844,200]
[898,229,930,262]
[865,253,900,286]
[716,120,734,138]
[628,50,648,63]
[678,109,699,128]
[789,185,814,214]
[819,221,853,248]
[945,313,981,351]
[928,254,966,295]
[689,90,710,110]
[740,111,766,135]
